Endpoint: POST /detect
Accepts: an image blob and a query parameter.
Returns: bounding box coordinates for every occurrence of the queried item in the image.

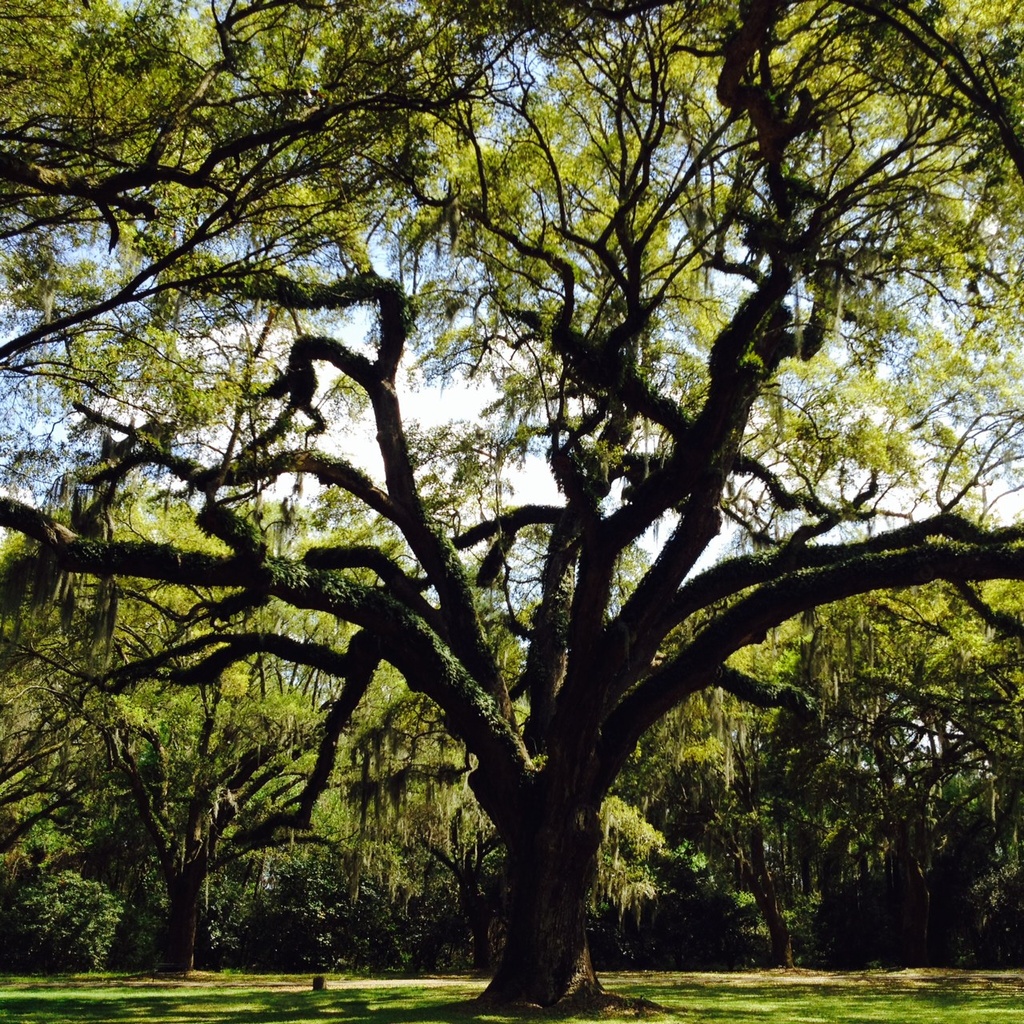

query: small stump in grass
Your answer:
[312,976,326,991]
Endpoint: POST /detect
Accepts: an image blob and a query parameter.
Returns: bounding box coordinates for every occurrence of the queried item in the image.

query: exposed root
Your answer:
[557,989,667,1017]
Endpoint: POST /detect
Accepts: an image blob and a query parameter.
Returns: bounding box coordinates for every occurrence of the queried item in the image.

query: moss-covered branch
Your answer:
[665,513,1024,635]
[600,535,1024,779]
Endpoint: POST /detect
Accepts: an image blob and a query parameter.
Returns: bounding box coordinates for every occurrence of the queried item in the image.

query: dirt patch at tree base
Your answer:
[469,986,668,1018]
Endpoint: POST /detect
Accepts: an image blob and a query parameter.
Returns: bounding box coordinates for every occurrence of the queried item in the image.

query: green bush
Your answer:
[0,870,123,972]
[589,844,764,970]
[970,863,1024,965]
[203,849,477,973]
[210,852,414,972]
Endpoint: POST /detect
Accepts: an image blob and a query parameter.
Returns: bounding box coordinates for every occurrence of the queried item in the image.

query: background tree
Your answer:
[771,585,1024,967]
[88,662,327,970]
[336,683,506,971]
[0,505,372,971]
[607,686,800,969]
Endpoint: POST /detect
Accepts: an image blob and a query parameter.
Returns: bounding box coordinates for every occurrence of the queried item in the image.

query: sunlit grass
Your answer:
[1,970,1023,1023]
[632,971,1024,1023]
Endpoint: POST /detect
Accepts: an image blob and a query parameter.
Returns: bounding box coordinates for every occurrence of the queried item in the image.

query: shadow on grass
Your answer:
[0,986,494,1024]
[3,972,1024,1024]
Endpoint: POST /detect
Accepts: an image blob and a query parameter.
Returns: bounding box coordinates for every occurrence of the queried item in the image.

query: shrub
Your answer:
[0,870,123,972]
[970,863,1024,966]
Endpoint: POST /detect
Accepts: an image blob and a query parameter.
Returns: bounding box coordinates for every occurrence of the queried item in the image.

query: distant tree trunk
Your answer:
[162,856,207,970]
[737,823,794,968]
[728,746,794,968]
[425,834,500,971]
[897,824,930,967]
[900,857,930,967]
[465,888,495,971]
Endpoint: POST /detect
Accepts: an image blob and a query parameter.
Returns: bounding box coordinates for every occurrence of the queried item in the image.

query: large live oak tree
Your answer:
[3,0,1024,1006]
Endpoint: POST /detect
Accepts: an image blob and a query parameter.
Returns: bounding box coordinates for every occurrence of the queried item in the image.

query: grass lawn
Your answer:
[0,969,1022,1023]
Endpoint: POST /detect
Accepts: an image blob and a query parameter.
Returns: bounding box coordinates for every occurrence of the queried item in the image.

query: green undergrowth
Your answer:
[1,970,1023,1023]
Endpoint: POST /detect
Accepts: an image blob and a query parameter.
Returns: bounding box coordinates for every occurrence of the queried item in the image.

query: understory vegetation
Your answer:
[3,586,1024,975]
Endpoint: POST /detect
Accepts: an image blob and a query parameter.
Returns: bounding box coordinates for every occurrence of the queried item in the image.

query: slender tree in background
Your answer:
[0,518,363,970]
[4,0,1024,1005]
[335,683,505,970]
[88,656,333,971]
[777,586,1024,967]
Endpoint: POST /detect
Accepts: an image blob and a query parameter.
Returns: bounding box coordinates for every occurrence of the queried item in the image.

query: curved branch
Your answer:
[601,534,1024,780]
[664,513,1024,636]
[106,631,355,690]
[717,665,814,713]
[840,0,1024,184]
[303,544,440,630]
[0,498,76,549]
[0,151,159,219]
[0,496,254,587]
[953,581,1024,647]
[454,505,564,549]
[241,449,403,526]
[233,630,383,845]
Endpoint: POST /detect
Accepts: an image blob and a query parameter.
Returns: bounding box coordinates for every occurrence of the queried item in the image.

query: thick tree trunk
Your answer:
[481,799,603,1007]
